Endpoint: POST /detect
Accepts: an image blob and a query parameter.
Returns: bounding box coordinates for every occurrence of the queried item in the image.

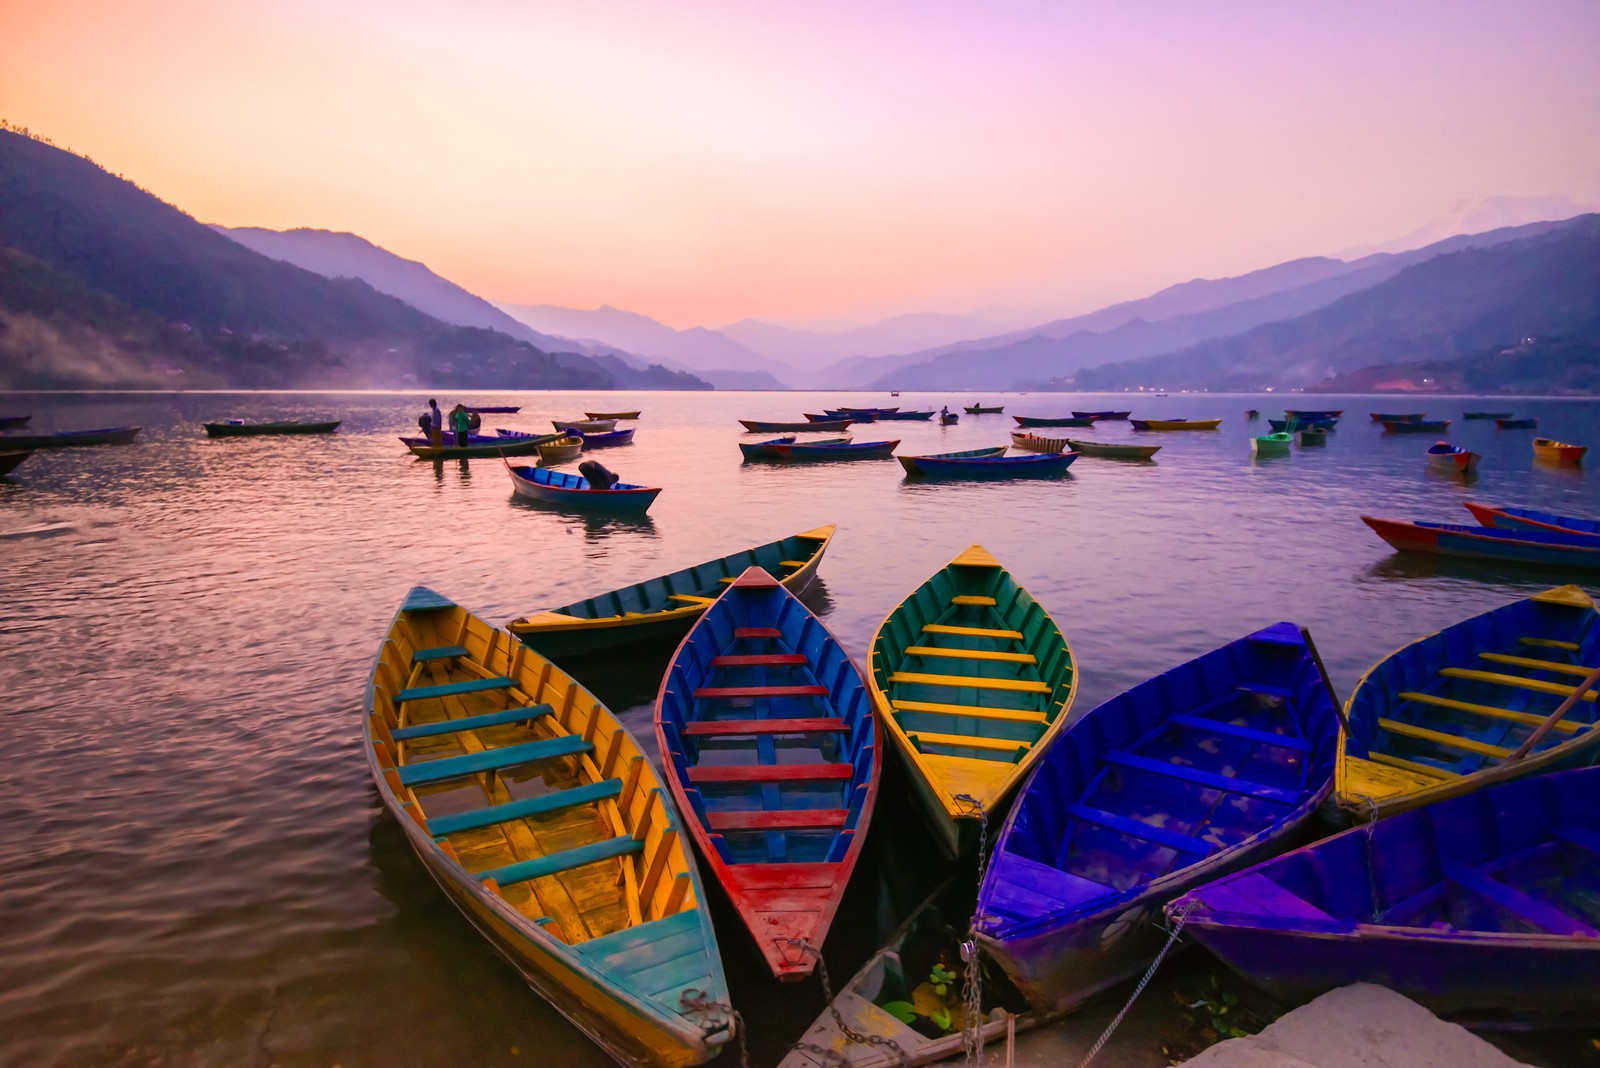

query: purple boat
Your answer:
[1173,766,1600,1024]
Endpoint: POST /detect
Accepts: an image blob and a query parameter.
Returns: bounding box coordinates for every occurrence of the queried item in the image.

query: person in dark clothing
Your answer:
[579,460,619,490]
[427,399,443,446]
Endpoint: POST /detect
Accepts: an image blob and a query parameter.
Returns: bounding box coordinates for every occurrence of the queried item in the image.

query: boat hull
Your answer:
[900,452,1076,478]
[768,441,898,461]
[1381,419,1451,434]
[537,437,585,464]
[585,411,642,420]
[1251,434,1292,456]
[507,463,661,513]
[1495,418,1538,429]
[1063,439,1160,459]
[1130,419,1221,431]
[403,433,555,459]
[963,406,1004,414]
[0,450,32,476]
[1071,411,1130,420]
[1426,444,1480,473]
[1010,432,1069,454]
[204,420,341,436]
[1463,502,1600,536]
[0,426,141,448]
[1361,517,1600,570]
[1012,416,1094,427]
[740,419,854,433]
[1533,438,1586,464]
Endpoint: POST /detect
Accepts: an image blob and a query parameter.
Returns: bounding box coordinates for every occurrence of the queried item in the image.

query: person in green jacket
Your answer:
[449,404,472,446]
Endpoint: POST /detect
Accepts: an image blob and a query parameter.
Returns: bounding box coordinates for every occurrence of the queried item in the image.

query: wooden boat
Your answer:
[1063,438,1161,460]
[1245,409,1260,420]
[1381,419,1450,434]
[1533,437,1586,464]
[1462,411,1512,420]
[1177,766,1600,1023]
[876,410,936,421]
[834,406,899,415]
[974,622,1341,1014]
[508,526,835,660]
[938,411,959,426]
[465,405,522,414]
[506,462,661,514]
[0,451,32,477]
[866,545,1078,857]
[655,567,880,982]
[578,427,638,449]
[1268,417,1337,433]
[1012,415,1094,428]
[1251,432,1292,456]
[1371,412,1424,422]
[1495,417,1538,429]
[740,418,854,433]
[1333,582,1600,822]
[1284,408,1343,420]
[778,879,1036,1067]
[0,415,32,429]
[585,410,642,420]
[537,435,584,464]
[554,418,619,434]
[816,411,875,423]
[366,587,733,1067]
[1361,516,1600,571]
[765,440,899,461]
[1072,410,1130,420]
[402,433,555,459]
[1463,502,1600,536]
[741,437,849,461]
[1295,428,1329,447]
[963,405,1005,415]
[1426,441,1480,473]
[0,426,141,448]
[203,419,341,436]
[1130,418,1221,431]
[899,450,1076,479]
[1010,431,1068,454]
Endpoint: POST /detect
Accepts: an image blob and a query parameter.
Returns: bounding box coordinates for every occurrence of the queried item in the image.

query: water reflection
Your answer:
[506,493,660,541]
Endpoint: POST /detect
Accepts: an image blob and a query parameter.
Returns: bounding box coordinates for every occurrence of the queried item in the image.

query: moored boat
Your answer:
[365,587,733,1067]
[1462,502,1600,536]
[1072,410,1130,420]
[554,418,619,434]
[1371,412,1424,423]
[576,427,638,449]
[585,410,642,420]
[1425,441,1480,473]
[740,418,854,433]
[0,451,32,477]
[1174,766,1600,1024]
[817,411,876,423]
[1012,415,1094,428]
[866,545,1078,857]
[900,449,1075,479]
[1010,431,1069,454]
[1295,427,1328,447]
[537,435,584,465]
[1381,419,1450,434]
[402,432,555,459]
[938,411,959,426]
[1063,438,1161,460]
[465,405,522,413]
[0,415,29,430]
[1245,410,1260,420]
[1495,417,1538,429]
[1131,418,1221,431]
[1333,582,1600,822]
[976,622,1340,1014]
[963,405,1005,414]
[655,567,880,982]
[1283,408,1343,420]
[203,419,341,436]
[1251,432,1292,456]
[1462,410,1512,420]
[875,410,936,421]
[766,439,899,461]
[741,436,851,461]
[508,526,835,660]
[1533,437,1586,464]
[0,426,141,448]
[1268,417,1337,433]
[1361,516,1600,571]
[506,462,661,514]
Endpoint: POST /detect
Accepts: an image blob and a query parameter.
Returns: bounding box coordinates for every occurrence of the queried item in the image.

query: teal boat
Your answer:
[1251,432,1292,457]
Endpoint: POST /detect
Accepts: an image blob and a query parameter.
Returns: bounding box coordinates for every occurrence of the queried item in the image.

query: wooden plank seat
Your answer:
[477,834,644,888]
[891,698,1047,724]
[1377,718,1514,759]
[1166,713,1311,752]
[889,670,1049,694]
[412,644,470,663]
[1439,668,1598,701]
[1369,751,1460,778]
[710,653,807,667]
[426,778,622,836]
[1236,682,1296,700]
[1398,691,1585,734]
[778,559,808,568]
[922,623,1023,640]
[693,684,828,699]
[1103,750,1301,805]
[908,729,1032,753]
[1478,652,1595,678]
[687,763,853,784]
[950,595,997,606]
[734,628,782,639]
[397,734,593,787]
[904,645,1037,665]
[1444,864,1600,937]
[1067,802,1214,857]
[705,808,849,832]
[681,717,848,736]
[667,594,716,605]
[1520,636,1580,651]
[394,703,554,741]
[395,676,515,704]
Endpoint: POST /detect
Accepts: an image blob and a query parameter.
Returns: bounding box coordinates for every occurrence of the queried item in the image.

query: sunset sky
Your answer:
[5,1,1598,329]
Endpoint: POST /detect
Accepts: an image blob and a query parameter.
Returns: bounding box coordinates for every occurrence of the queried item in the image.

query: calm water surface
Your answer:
[1,390,1596,1067]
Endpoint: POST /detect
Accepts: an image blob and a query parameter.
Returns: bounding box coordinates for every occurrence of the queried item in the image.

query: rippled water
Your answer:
[1,389,1595,1067]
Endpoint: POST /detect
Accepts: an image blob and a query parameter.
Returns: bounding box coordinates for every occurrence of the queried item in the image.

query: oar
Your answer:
[1507,662,1600,761]
[1299,626,1353,738]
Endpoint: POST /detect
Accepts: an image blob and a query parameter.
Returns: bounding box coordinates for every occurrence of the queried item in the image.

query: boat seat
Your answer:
[687,763,853,784]
[477,835,644,888]
[1478,652,1594,678]
[778,560,807,568]
[395,676,515,704]
[889,671,1049,694]
[1103,751,1301,805]
[693,684,827,699]
[950,595,997,606]
[426,779,622,836]
[1444,865,1599,937]
[1439,668,1597,702]
[397,734,592,787]
[1555,826,1600,856]
[1198,872,1344,924]
[705,808,848,832]
[1398,691,1585,734]
[922,623,1024,640]
[891,699,1047,724]
[1236,682,1296,700]
[412,645,470,663]
[1166,713,1311,752]
[734,627,782,640]
[682,717,847,736]
[906,729,1031,754]
[1377,719,1513,759]
[667,594,716,605]
[394,703,553,741]
[1520,636,1580,652]
[904,645,1037,665]
[710,653,806,667]
[1369,751,1460,779]
[1067,803,1213,857]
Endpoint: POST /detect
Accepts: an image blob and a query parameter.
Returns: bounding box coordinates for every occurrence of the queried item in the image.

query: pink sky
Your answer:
[5,1,1598,329]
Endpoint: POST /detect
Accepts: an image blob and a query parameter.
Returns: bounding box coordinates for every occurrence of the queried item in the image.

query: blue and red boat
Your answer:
[1362,516,1600,570]
[1464,502,1599,536]
[898,448,1077,479]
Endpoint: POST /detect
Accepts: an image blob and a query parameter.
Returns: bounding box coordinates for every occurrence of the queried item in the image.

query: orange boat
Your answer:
[1533,437,1586,465]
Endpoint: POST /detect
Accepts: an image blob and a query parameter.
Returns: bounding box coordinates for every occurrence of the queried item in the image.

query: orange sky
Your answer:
[5,1,1598,329]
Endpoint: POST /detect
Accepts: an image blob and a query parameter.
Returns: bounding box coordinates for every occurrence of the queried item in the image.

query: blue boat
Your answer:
[1362,516,1600,571]
[575,426,637,449]
[767,439,899,461]
[1464,502,1600,536]
[898,449,1076,478]
[1174,766,1600,1024]
[973,622,1341,1014]
[655,567,880,982]
[1381,418,1451,434]
[1495,417,1539,429]
[739,436,849,461]
[1268,417,1338,433]
[506,462,662,513]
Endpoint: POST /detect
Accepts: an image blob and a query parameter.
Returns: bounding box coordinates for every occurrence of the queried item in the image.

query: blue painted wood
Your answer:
[394,675,514,703]
[1067,803,1214,856]
[1166,713,1312,752]
[426,778,620,836]
[1444,864,1599,937]
[393,703,553,740]
[396,734,592,786]
[477,834,643,886]
[401,586,455,612]
[412,644,470,663]
[1103,750,1302,805]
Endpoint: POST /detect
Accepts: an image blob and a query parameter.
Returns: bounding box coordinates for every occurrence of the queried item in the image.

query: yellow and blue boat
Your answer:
[866,545,1078,857]
[366,587,733,1067]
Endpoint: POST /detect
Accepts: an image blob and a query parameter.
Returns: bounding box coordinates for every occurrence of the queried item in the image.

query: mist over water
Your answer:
[1,389,1595,1067]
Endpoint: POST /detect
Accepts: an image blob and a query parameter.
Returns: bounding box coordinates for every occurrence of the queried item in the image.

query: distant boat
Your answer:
[401,432,555,459]
[740,418,853,433]
[1283,408,1343,420]
[575,427,638,449]
[1071,410,1130,420]
[1295,428,1329,447]
[963,405,1005,414]
[765,439,899,461]
[1250,432,1293,456]
[875,410,936,421]
[1463,501,1600,536]
[899,448,1075,479]
[1426,441,1480,474]
[1495,417,1538,429]
[1381,419,1450,434]
[1063,438,1161,460]
[464,405,521,413]
[1245,409,1260,420]
[1370,412,1424,422]
[505,461,661,514]
[1130,418,1221,431]
[1462,410,1512,420]
[0,426,141,449]
[1010,431,1069,454]
[1362,516,1600,571]
[740,436,850,461]
[938,411,959,426]
[203,419,341,437]
[552,418,617,434]
[1012,415,1094,427]
[584,410,641,420]
[1269,417,1337,432]
[0,415,30,430]
[0,451,33,477]
[1533,438,1586,464]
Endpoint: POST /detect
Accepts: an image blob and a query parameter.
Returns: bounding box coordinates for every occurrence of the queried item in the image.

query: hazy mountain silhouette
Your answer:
[1337,194,1597,258]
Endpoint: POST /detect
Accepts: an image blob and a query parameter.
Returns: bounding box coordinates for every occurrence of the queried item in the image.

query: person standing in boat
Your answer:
[449,403,472,447]
[427,399,443,446]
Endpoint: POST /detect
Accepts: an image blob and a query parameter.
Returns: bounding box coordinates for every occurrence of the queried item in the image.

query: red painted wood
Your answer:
[733,627,782,639]
[721,861,842,889]
[710,653,807,667]
[705,809,849,831]
[687,763,853,783]
[681,717,847,737]
[694,684,827,699]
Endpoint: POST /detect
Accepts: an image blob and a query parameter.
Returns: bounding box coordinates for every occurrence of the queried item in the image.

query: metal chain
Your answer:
[787,938,908,1067]
[953,793,989,1068]
[1362,795,1387,923]
[679,988,748,1068]
[1077,898,1197,1068]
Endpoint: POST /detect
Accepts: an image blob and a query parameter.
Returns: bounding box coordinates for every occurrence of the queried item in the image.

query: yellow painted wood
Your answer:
[779,559,807,568]
[922,623,1024,640]
[1478,652,1596,678]
[1342,755,1452,802]
[950,595,997,606]
[904,645,1037,665]
[1378,718,1514,759]
[1440,667,1598,701]
[909,730,1029,754]
[1399,690,1584,734]
[951,544,1002,568]
[1521,636,1581,651]
[1368,751,1460,779]
[892,699,1048,724]
[889,670,1050,694]
[666,594,716,605]
[1530,584,1594,609]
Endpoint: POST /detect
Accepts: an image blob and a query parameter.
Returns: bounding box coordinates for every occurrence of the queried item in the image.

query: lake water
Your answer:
[1,389,1595,1067]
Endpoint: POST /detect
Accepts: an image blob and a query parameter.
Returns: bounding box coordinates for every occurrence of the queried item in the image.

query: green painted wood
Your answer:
[397,733,592,786]
[411,644,470,663]
[426,778,621,836]
[393,703,553,740]
[477,833,643,886]
[395,675,514,703]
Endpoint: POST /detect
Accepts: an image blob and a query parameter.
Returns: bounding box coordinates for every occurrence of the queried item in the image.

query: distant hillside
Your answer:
[1076,215,1600,391]
[0,129,622,389]
[1314,337,1600,396]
